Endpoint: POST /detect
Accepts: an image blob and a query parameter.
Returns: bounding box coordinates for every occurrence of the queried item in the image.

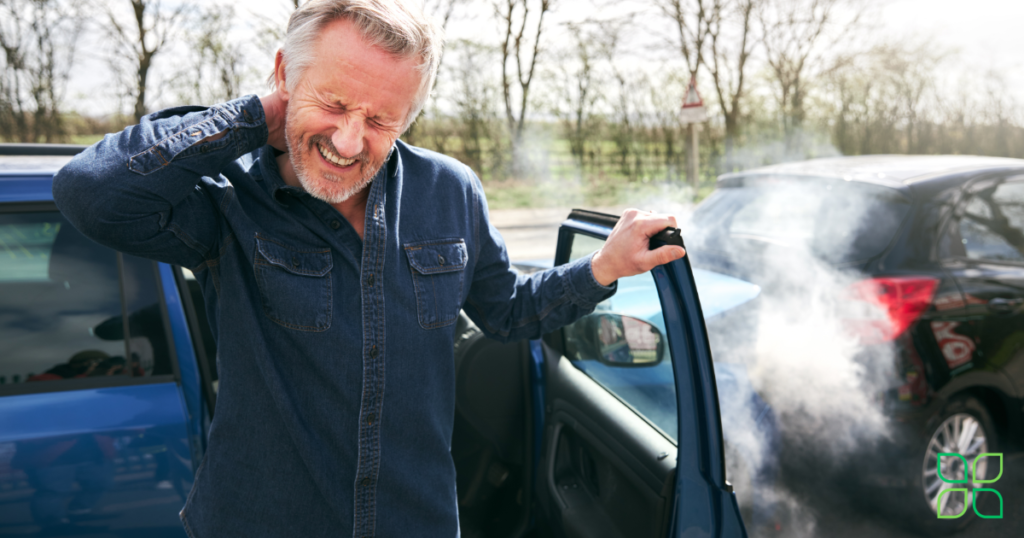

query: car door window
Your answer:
[119,253,176,377]
[561,233,678,441]
[0,210,169,390]
[958,180,1024,262]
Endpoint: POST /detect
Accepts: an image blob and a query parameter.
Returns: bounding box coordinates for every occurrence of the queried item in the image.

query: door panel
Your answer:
[537,210,745,538]
[540,350,676,538]
[0,384,193,535]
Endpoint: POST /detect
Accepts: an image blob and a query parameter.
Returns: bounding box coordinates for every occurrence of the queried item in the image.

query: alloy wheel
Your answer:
[921,413,988,517]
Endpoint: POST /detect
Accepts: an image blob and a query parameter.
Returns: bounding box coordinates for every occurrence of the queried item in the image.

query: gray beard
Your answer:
[285,117,379,205]
[294,159,375,205]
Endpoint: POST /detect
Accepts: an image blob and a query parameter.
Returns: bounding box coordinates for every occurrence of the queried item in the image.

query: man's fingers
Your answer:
[639,245,686,270]
[632,213,678,238]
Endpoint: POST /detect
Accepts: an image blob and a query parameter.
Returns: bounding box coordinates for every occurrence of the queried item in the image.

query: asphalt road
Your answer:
[769,451,1024,537]
[490,207,584,262]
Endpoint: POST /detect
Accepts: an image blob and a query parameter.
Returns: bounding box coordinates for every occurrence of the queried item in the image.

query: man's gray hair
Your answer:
[270,0,444,130]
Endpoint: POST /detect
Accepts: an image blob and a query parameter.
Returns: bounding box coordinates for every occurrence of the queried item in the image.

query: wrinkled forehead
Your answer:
[300,19,423,117]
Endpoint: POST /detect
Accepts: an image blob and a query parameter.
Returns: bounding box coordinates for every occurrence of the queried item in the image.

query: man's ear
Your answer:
[274,50,289,99]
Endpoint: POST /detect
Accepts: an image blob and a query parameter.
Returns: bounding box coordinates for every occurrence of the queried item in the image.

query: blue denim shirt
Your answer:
[52,95,615,537]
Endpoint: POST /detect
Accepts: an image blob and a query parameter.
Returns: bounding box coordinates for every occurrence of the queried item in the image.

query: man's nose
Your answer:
[331,116,365,158]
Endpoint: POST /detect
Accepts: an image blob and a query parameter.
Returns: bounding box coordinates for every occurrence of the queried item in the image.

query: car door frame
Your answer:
[532,209,745,538]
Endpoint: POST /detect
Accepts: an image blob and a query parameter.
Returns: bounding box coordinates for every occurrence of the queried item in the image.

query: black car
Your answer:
[686,155,1024,532]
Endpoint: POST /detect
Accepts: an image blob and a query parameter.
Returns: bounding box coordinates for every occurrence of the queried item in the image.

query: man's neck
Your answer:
[276,152,369,240]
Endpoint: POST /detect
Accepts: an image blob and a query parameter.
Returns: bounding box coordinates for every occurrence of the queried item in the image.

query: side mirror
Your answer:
[572,313,665,367]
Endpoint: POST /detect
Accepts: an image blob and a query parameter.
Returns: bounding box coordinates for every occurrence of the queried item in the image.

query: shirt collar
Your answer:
[258,143,400,205]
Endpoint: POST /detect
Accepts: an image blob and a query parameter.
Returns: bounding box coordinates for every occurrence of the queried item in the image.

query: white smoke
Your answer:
[631,174,901,537]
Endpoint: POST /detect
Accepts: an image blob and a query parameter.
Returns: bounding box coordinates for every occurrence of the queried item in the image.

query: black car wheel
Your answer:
[906,397,998,534]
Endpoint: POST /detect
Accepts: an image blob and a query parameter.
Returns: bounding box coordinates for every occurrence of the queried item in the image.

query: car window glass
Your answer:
[0,211,127,387]
[564,233,678,441]
[688,180,910,264]
[959,181,1024,262]
[120,254,175,377]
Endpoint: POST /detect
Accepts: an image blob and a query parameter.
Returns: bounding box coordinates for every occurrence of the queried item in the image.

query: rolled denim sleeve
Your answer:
[52,95,267,268]
[462,168,615,342]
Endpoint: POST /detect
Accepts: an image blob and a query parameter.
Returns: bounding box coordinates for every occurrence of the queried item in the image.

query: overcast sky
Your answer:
[884,0,1024,81]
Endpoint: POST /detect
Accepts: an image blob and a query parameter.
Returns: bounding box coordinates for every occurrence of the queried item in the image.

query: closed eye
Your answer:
[369,117,401,132]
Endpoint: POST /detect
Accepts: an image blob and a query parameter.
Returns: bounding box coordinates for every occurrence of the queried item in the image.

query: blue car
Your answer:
[0,145,746,537]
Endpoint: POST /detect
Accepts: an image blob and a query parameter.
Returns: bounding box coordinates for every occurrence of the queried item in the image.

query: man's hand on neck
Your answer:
[261,92,288,152]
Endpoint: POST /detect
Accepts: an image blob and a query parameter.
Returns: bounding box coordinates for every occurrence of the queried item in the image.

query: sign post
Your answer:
[679,77,706,199]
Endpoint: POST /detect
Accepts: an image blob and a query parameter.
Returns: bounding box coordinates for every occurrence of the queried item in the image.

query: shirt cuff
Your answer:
[561,252,617,310]
[127,95,268,175]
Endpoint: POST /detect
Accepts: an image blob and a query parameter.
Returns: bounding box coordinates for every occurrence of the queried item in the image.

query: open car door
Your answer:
[533,210,746,538]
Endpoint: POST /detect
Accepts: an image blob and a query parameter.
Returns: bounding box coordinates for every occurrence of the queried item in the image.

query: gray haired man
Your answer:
[52,0,685,535]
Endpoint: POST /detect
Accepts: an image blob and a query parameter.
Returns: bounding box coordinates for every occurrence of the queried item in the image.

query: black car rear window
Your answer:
[689,177,911,264]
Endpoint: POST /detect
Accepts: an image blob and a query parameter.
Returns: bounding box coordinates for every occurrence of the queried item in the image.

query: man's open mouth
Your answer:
[318,143,356,167]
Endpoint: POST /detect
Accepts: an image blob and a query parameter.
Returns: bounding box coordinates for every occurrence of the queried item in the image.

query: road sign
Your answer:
[680,77,707,124]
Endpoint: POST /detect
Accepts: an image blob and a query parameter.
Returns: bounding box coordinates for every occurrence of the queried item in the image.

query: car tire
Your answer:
[903,396,999,535]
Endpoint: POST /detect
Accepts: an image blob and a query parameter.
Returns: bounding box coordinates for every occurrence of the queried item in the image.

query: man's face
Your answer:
[280,18,422,204]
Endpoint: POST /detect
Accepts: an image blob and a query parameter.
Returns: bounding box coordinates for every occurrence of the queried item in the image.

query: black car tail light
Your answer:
[847,276,939,344]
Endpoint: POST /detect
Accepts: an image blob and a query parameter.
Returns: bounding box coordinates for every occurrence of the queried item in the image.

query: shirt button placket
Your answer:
[355,192,386,537]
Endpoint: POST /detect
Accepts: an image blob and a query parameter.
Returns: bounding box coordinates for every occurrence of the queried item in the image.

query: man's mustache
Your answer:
[307,135,366,163]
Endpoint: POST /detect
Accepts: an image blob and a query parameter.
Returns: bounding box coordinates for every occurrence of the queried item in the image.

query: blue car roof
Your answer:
[0,174,55,203]
[0,156,66,203]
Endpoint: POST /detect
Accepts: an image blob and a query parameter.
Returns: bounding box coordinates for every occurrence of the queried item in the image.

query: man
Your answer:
[52,0,685,536]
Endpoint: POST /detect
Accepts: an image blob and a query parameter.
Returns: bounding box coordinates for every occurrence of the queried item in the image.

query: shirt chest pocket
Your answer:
[254,235,333,332]
[405,239,468,330]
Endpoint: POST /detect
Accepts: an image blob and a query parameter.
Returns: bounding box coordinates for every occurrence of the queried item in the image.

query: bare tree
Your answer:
[401,0,463,142]
[495,0,554,168]
[654,0,714,185]
[445,39,505,177]
[826,39,948,155]
[174,5,247,105]
[877,40,945,154]
[648,70,689,182]
[656,0,712,80]
[757,0,864,147]
[706,0,757,168]
[105,0,184,122]
[599,19,650,181]
[423,0,461,36]
[547,21,607,171]
[0,0,85,142]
